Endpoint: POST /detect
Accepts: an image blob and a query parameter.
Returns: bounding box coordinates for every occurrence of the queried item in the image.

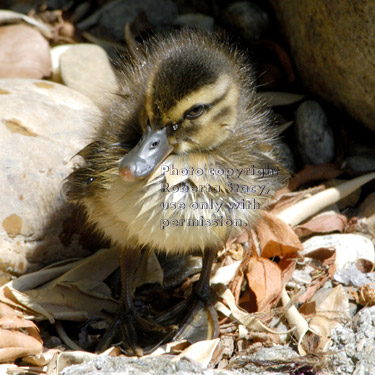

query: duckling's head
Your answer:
[120,33,250,181]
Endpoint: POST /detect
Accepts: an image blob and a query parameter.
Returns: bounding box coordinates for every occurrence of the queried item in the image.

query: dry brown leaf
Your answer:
[315,285,349,319]
[297,249,336,303]
[23,348,61,366]
[0,319,43,363]
[241,330,280,345]
[271,190,310,212]
[0,302,22,318]
[358,283,375,306]
[271,186,324,213]
[305,248,336,265]
[0,316,38,330]
[278,255,297,285]
[0,301,45,363]
[1,286,55,323]
[0,24,51,78]
[47,247,119,286]
[11,259,84,292]
[346,192,375,238]
[0,248,120,324]
[355,258,374,273]
[287,164,342,192]
[228,265,244,305]
[23,282,118,319]
[303,285,349,352]
[215,285,274,333]
[45,350,97,375]
[256,211,303,258]
[148,340,189,356]
[243,257,282,312]
[173,338,220,368]
[294,212,347,238]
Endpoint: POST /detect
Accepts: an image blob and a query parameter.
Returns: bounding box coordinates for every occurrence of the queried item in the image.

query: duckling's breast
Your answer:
[84,156,265,254]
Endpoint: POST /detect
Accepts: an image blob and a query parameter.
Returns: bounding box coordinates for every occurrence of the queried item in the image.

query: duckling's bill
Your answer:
[119,126,173,181]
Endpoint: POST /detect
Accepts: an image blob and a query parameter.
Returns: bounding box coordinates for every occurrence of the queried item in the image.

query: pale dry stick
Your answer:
[276,171,375,354]
[277,171,375,226]
[280,286,313,355]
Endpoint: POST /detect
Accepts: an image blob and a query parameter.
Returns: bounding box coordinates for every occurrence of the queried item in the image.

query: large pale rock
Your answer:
[56,43,119,105]
[0,79,101,273]
[0,24,51,79]
[269,1,375,132]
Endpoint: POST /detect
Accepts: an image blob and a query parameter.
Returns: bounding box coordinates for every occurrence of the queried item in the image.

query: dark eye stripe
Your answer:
[184,86,230,120]
[210,86,230,107]
[211,106,232,123]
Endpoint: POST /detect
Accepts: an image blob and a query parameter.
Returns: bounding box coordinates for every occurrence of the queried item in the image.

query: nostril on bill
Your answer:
[150,141,160,149]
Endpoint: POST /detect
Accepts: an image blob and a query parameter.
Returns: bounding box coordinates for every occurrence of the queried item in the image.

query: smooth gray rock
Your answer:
[344,155,375,172]
[0,79,101,273]
[295,100,335,165]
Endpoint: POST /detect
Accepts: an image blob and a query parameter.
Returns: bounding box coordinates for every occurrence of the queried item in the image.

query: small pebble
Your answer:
[295,100,335,165]
[344,155,375,172]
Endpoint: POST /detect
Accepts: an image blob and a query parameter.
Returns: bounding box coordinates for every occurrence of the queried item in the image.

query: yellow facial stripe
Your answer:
[145,66,158,125]
[206,84,239,126]
[163,74,231,123]
[174,82,240,153]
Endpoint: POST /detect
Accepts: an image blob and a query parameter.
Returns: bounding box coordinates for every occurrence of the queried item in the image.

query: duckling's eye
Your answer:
[185,104,205,120]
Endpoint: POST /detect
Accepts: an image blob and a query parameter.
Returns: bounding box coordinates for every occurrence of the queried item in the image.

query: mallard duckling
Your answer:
[66,29,288,355]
